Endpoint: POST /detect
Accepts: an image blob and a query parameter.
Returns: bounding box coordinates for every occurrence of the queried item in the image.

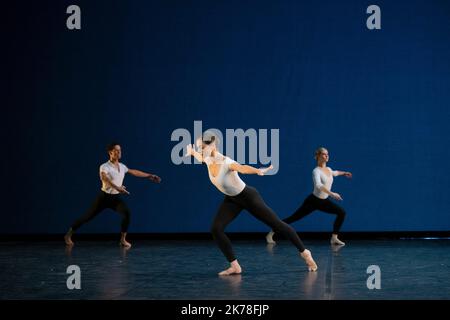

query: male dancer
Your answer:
[64,142,161,247]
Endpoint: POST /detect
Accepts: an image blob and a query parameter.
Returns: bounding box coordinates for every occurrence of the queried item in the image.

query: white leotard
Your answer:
[205,154,246,196]
[312,167,337,199]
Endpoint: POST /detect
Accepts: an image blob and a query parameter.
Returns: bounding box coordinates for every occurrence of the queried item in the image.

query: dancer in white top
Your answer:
[64,142,161,247]
[266,147,352,246]
[186,131,317,275]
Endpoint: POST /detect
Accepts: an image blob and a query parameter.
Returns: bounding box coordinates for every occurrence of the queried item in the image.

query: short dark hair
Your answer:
[106,142,120,153]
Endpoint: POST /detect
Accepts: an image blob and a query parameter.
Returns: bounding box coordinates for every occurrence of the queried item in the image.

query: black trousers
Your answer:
[71,191,131,233]
[283,194,346,234]
[211,186,306,262]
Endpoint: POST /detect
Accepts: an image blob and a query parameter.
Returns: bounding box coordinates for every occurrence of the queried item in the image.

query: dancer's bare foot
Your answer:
[120,239,132,248]
[300,249,318,272]
[265,231,276,244]
[120,232,132,248]
[64,229,74,246]
[218,260,242,276]
[330,234,345,246]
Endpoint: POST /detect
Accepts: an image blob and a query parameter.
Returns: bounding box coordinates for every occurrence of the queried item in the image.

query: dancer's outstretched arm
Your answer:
[333,170,352,178]
[100,172,130,194]
[185,144,204,163]
[229,163,273,176]
[128,169,162,183]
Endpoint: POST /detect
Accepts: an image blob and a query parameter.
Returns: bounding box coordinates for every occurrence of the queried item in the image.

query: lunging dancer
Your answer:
[266,147,351,246]
[185,131,317,275]
[64,142,161,247]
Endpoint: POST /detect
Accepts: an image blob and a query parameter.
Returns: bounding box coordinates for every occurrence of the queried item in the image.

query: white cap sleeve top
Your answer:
[99,161,128,194]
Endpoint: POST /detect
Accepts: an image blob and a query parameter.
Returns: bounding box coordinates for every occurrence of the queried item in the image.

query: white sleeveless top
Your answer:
[205,154,246,196]
[312,167,337,199]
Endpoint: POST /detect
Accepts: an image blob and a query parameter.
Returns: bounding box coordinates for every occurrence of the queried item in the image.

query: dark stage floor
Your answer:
[1,239,449,300]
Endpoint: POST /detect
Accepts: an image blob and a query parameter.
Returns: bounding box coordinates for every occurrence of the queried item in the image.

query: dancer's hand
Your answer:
[149,174,161,183]
[118,185,130,195]
[343,172,352,178]
[185,144,194,157]
[330,192,342,201]
[258,165,274,176]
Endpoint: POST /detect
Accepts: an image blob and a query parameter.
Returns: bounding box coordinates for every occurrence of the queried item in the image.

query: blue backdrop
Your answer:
[3,0,450,233]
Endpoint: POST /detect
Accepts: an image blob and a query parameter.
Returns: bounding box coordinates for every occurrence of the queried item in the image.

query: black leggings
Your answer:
[71,191,131,233]
[283,194,346,234]
[211,185,305,262]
